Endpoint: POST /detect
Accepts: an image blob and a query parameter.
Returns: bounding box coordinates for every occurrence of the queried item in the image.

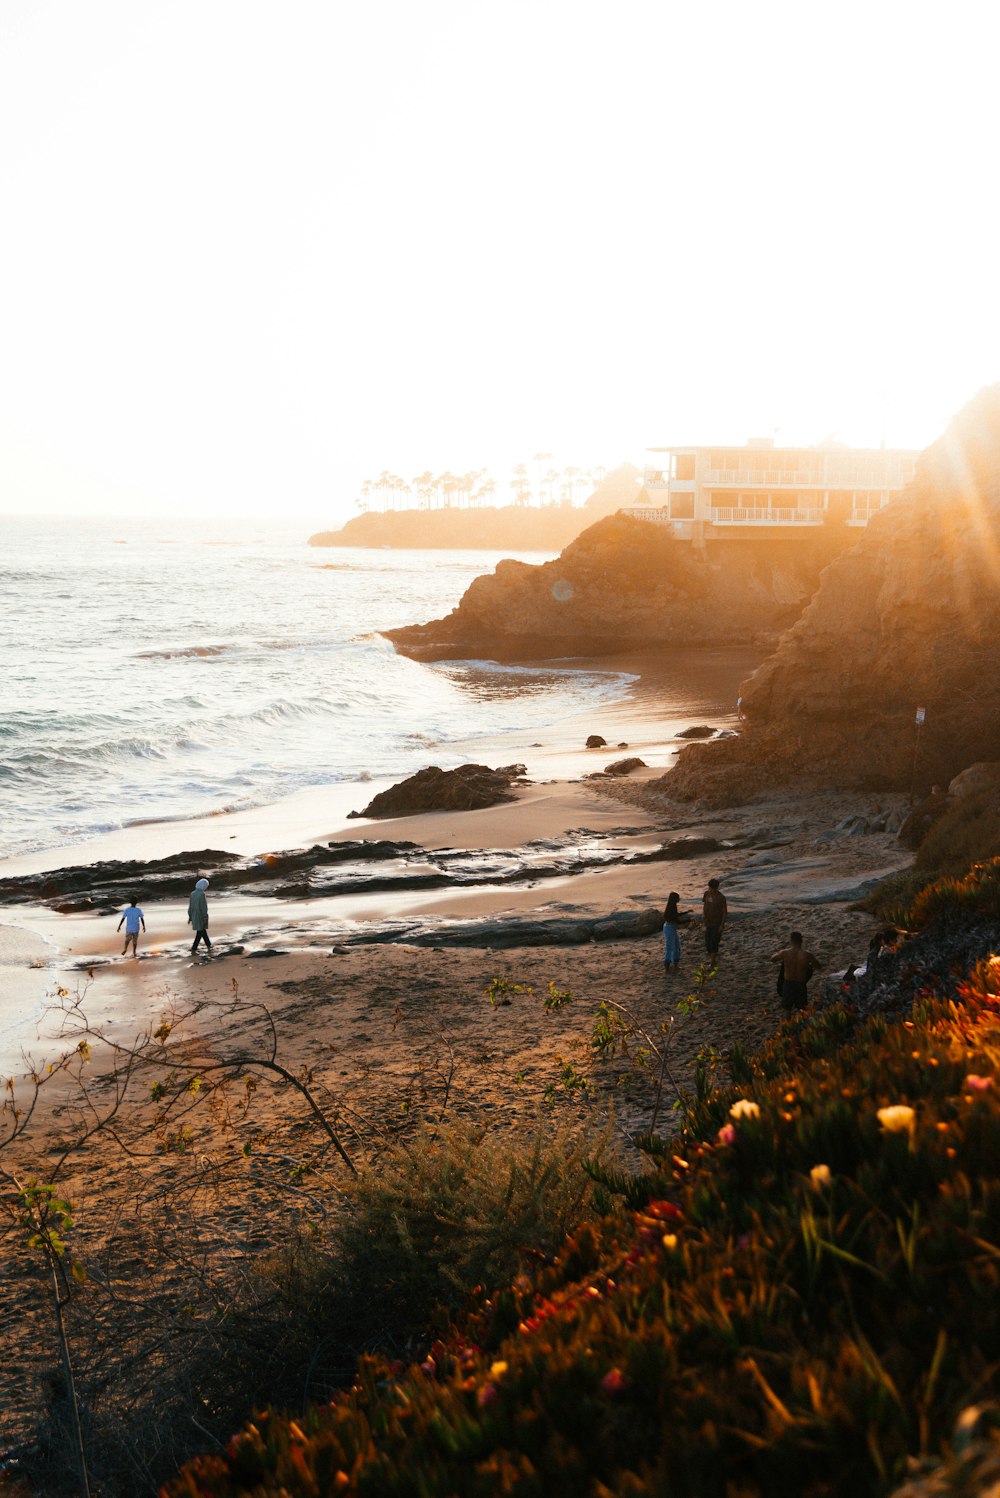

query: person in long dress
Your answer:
[662,891,682,970]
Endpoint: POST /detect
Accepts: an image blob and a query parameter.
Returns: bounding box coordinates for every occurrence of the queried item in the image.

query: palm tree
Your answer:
[474,475,496,509]
[510,463,531,506]
[563,465,583,506]
[532,451,553,506]
[412,471,434,510]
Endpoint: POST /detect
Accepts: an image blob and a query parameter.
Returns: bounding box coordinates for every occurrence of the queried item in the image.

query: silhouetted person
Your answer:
[771,931,818,1013]
[702,878,728,957]
[662,891,682,971]
[117,897,145,957]
[188,877,212,955]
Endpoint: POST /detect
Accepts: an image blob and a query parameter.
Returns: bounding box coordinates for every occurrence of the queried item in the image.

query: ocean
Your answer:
[1,514,642,862]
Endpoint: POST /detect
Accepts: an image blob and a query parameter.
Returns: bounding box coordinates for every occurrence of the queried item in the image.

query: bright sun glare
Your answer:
[0,0,997,524]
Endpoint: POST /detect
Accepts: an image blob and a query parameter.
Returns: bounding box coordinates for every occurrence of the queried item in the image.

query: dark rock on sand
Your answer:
[604,757,646,776]
[337,906,664,950]
[586,735,607,748]
[654,836,727,859]
[348,764,526,819]
[676,724,715,739]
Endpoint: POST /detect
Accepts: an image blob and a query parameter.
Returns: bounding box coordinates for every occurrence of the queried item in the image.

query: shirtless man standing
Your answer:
[702,878,728,958]
[771,931,819,1013]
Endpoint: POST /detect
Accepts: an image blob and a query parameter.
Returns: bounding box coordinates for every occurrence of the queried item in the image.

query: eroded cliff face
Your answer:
[665,388,1000,802]
[384,513,852,661]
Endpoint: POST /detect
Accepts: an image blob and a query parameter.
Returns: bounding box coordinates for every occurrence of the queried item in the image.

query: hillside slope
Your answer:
[664,387,1000,800]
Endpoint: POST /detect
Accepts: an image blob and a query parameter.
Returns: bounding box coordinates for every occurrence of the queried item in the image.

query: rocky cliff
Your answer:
[664,388,1000,802]
[385,512,855,661]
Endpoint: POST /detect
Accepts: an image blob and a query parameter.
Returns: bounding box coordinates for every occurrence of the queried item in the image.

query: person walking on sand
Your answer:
[662,891,683,971]
[702,877,728,958]
[771,931,819,1014]
[188,877,212,955]
[117,896,146,957]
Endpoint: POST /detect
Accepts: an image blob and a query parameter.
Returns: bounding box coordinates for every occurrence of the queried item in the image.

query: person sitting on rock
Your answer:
[771,931,819,1013]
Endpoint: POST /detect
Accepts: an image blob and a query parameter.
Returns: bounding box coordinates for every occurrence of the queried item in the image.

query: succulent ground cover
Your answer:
[165,865,1000,1498]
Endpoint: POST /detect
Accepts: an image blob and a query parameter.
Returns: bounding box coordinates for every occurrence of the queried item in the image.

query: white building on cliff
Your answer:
[633,439,917,543]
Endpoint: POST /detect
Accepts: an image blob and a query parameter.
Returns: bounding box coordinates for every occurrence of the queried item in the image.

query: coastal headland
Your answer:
[5,390,1000,1490]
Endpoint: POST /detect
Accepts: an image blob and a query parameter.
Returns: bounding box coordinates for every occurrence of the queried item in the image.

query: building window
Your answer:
[670,493,695,519]
[675,454,695,480]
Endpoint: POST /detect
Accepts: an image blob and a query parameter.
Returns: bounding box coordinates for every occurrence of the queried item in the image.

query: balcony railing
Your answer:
[623,506,672,524]
[710,507,826,525]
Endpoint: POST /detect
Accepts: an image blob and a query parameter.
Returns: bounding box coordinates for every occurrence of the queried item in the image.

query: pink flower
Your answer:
[717,1123,736,1146]
[477,1382,498,1409]
[964,1074,993,1092]
[600,1368,628,1394]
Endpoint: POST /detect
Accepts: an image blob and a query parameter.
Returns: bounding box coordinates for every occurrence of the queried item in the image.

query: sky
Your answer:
[0,0,998,523]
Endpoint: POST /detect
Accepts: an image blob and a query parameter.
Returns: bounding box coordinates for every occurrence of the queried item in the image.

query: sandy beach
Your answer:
[0,668,914,1469]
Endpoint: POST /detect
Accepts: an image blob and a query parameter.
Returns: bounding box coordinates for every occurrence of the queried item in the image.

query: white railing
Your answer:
[710,507,825,525]
[623,506,672,524]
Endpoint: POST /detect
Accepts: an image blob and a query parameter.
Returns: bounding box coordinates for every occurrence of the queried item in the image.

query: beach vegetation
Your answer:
[860,788,1000,922]
[162,946,1000,1498]
[487,965,713,1134]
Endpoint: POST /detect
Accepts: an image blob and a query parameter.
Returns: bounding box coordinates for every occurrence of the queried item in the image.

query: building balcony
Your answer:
[710,507,826,526]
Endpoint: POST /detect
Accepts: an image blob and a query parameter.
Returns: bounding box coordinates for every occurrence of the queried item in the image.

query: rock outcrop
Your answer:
[385,512,855,662]
[664,388,1000,802]
[349,764,527,819]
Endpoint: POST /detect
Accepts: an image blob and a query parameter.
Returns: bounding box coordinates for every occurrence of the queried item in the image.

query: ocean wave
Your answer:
[135,643,236,660]
[136,636,340,660]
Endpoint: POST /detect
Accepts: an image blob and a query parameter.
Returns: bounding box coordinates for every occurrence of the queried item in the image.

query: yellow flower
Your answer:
[661,1233,678,1250]
[877,1105,915,1134]
[809,1164,832,1189]
[489,1361,508,1378]
[729,1099,761,1120]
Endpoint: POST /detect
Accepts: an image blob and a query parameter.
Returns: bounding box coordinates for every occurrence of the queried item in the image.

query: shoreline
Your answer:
[0,643,909,1079]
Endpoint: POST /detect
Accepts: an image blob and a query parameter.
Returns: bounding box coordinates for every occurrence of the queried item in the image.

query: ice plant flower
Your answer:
[600,1368,628,1394]
[661,1233,678,1250]
[729,1099,761,1120]
[964,1074,993,1092]
[489,1361,508,1378]
[717,1122,736,1146]
[809,1164,832,1190]
[477,1382,498,1409]
[877,1105,916,1134]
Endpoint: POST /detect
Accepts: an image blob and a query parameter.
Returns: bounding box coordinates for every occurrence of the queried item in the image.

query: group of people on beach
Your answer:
[115,879,213,958]
[663,878,819,1013]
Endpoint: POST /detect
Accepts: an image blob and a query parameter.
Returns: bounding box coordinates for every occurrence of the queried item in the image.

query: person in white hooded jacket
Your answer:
[188,877,212,954]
